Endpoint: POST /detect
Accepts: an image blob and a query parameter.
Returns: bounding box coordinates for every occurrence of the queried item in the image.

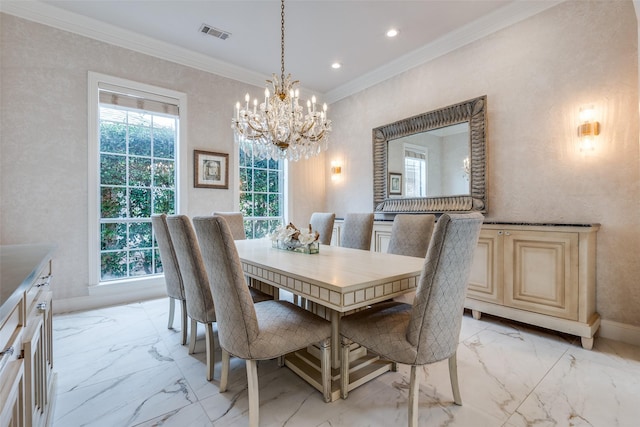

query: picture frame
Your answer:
[194,150,229,189]
[389,172,402,195]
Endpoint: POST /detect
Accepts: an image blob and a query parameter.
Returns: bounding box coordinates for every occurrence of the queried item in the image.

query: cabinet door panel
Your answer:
[504,231,578,320]
[468,230,503,304]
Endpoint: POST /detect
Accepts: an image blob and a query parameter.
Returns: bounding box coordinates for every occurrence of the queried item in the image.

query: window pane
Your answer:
[153,189,175,214]
[153,126,175,159]
[100,121,126,154]
[254,169,267,191]
[128,222,152,249]
[154,248,163,274]
[100,154,126,185]
[129,249,153,276]
[268,194,280,216]
[101,187,126,218]
[101,222,126,250]
[240,192,253,217]
[130,157,152,187]
[252,219,271,238]
[153,160,174,187]
[240,167,251,192]
[129,125,152,156]
[101,251,127,280]
[129,188,151,217]
[254,193,268,217]
[268,170,279,193]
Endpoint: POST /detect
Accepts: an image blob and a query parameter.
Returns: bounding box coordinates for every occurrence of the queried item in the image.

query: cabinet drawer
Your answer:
[0,305,22,374]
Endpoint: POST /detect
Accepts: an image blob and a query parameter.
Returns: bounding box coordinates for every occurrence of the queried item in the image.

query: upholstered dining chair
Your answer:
[340,212,374,250]
[339,212,483,427]
[387,214,436,305]
[151,214,188,345]
[192,215,332,427]
[309,212,336,245]
[166,215,271,381]
[212,211,246,240]
[387,214,436,258]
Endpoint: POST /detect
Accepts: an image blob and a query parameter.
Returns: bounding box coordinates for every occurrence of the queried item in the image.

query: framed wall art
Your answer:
[194,150,229,189]
[389,172,402,196]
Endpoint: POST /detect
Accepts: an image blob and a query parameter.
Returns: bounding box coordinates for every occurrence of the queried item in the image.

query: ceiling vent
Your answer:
[199,24,231,40]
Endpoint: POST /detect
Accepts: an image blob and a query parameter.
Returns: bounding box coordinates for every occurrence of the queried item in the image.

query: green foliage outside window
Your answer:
[99,106,177,281]
[239,146,284,238]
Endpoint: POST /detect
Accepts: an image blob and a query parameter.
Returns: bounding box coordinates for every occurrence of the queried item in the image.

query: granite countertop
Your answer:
[0,244,56,324]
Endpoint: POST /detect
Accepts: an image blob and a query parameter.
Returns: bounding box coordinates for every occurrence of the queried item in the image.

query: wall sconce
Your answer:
[578,106,600,152]
[330,161,342,181]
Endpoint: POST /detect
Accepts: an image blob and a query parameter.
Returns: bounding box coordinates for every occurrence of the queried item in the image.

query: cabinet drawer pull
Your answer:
[0,346,14,357]
[36,274,52,287]
[37,302,48,311]
[0,346,15,372]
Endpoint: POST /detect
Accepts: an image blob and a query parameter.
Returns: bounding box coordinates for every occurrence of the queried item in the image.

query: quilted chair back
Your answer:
[165,215,216,324]
[151,214,185,301]
[212,211,247,240]
[309,212,336,245]
[193,215,259,359]
[387,214,436,258]
[407,212,483,365]
[340,213,374,250]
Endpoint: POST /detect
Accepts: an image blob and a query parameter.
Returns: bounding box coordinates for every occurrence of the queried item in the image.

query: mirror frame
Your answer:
[373,95,487,215]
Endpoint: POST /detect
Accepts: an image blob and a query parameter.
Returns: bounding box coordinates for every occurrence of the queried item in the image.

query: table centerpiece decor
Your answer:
[270,222,320,254]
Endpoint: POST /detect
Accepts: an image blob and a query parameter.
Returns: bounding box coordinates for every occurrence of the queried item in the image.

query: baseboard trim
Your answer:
[599,319,640,347]
[53,283,166,314]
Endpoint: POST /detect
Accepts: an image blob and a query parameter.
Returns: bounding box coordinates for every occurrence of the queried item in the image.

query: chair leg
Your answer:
[180,300,188,346]
[340,336,350,399]
[205,323,216,381]
[188,318,197,354]
[167,297,175,329]
[220,349,230,392]
[246,359,259,427]
[448,353,462,405]
[408,365,419,427]
[320,338,331,403]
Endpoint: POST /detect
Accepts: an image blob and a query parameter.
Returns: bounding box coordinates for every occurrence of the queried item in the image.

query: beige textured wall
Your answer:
[0,13,320,301]
[326,1,640,326]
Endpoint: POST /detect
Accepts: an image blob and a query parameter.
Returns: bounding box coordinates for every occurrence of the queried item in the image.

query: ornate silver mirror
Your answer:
[373,95,487,216]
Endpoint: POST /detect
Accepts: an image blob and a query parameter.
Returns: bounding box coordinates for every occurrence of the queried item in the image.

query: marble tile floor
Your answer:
[51,297,640,427]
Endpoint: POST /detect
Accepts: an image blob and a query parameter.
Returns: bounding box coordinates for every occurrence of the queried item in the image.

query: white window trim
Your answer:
[87,71,188,287]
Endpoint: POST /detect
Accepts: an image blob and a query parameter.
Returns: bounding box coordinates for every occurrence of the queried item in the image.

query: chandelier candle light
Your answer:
[232,0,331,161]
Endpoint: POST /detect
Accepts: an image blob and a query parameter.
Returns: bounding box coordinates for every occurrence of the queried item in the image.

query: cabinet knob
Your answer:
[505,231,511,236]
[498,230,503,235]
[37,302,47,311]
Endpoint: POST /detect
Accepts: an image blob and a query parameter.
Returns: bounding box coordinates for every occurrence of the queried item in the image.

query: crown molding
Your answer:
[1,0,563,104]
[324,0,564,103]
[0,0,269,89]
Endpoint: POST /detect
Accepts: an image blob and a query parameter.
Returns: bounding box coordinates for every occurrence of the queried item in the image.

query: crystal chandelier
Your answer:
[232,0,331,161]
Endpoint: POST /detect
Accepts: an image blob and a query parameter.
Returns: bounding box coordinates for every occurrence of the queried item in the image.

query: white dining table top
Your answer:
[234,238,425,312]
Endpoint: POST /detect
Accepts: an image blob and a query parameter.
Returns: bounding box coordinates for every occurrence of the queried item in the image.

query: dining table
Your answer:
[234,238,425,402]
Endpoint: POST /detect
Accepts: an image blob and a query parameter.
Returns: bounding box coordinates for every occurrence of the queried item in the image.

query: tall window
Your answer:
[89,73,185,285]
[404,146,427,197]
[239,145,285,238]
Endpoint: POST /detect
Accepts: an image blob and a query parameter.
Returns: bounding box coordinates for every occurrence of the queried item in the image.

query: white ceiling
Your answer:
[2,1,562,102]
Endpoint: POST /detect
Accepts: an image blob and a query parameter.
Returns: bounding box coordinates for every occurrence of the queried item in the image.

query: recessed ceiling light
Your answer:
[386,28,399,38]
[331,62,342,69]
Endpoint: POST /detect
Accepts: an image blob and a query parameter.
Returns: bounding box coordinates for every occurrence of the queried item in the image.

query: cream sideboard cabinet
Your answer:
[333,219,600,349]
[0,244,56,427]
[467,223,600,349]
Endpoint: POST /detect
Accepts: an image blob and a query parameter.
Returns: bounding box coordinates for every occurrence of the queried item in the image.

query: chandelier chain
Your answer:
[280,0,285,88]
